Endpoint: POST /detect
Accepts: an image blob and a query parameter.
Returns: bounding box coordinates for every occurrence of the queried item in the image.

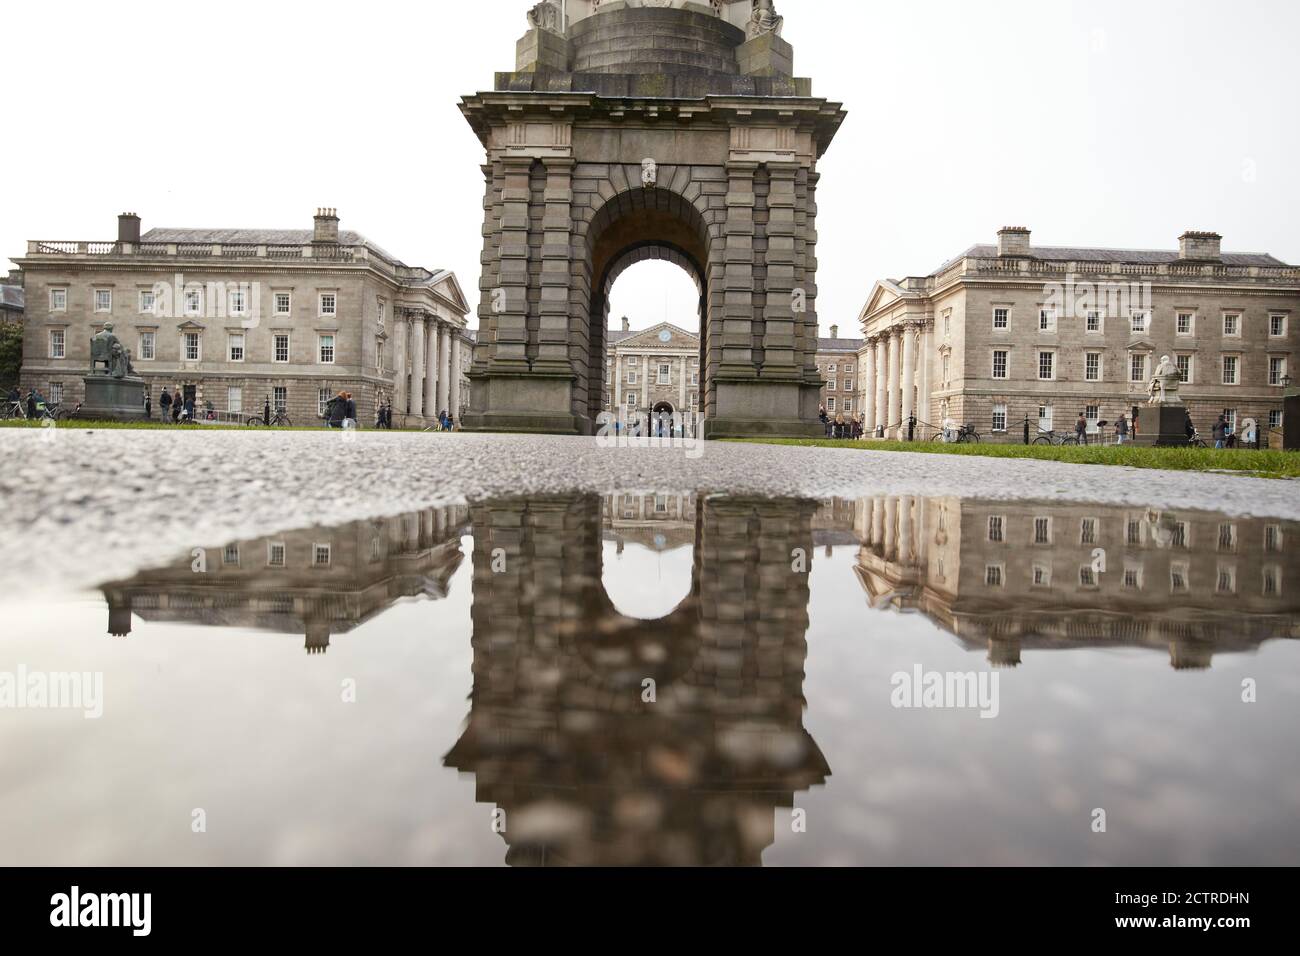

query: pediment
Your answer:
[616,322,700,349]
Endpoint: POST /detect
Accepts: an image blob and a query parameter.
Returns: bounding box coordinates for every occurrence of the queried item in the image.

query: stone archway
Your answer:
[459,1,845,439]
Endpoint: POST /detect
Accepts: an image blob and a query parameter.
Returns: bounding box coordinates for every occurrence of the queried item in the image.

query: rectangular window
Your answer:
[228,332,245,363]
[1038,350,1054,380]
[1127,520,1143,546]
[993,308,1009,330]
[1176,354,1191,383]
[1217,564,1236,594]
[991,404,1007,432]
[1080,518,1097,545]
[1223,408,1238,433]
[313,544,331,567]
[1172,522,1188,549]
[627,370,638,385]
[1085,405,1100,426]
[94,289,112,312]
[1170,563,1189,593]
[273,334,290,363]
[268,543,286,567]
[1085,352,1101,381]
[1264,525,1283,553]
[1079,566,1097,588]
[1269,410,1283,429]
[184,289,202,315]
[992,350,1008,379]
[49,382,64,404]
[1038,405,1054,432]
[1269,357,1287,386]
[318,334,335,364]
[627,356,639,366]
[843,377,854,392]
[1223,313,1241,336]
[1130,311,1149,334]
[826,378,837,391]
[1039,308,1056,332]
[1270,314,1287,337]
[658,363,671,385]
[1086,311,1102,333]
[223,545,240,566]
[626,392,637,408]
[1034,517,1052,545]
[1222,355,1238,385]
[49,329,65,358]
[988,516,1004,543]
[139,290,156,314]
[1263,566,1281,597]
[690,371,699,386]
[318,389,330,416]
[828,364,837,375]
[377,301,386,325]
[1032,565,1051,588]
[1177,312,1194,335]
[826,397,836,412]
[227,386,242,414]
[49,289,67,311]
[320,293,337,316]
[1124,565,1143,590]
[275,292,291,316]
[139,331,155,361]
[272,386,287,411]
[1218,523,1237,552]
[229,290,247,315]
[844,364,854,374]
[184,332,200,361]
[1130,353,1147,383]
[985,565,1004,588]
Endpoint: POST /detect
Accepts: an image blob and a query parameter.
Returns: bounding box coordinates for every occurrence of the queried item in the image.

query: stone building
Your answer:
[603,317,702,425]
[857,227,1299,441]
[0,270,22,325]
[13,211,470,426]
[815,324,863,418]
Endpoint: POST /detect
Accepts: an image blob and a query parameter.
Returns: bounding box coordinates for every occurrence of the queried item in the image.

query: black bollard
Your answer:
[907,415,915,442]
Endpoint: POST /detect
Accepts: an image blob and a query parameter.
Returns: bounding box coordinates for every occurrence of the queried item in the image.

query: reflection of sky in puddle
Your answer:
[0,494,1297,866]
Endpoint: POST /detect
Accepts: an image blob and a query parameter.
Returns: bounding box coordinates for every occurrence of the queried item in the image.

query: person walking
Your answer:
[327,392,346,429]
[343,392,357,430]
[171,389,183,423]
[182,393,196,423]
[1115,414,1129,445]
[158,388,172,422]
[1212,414,1229,449]
[26,389,38,420]
[1075,412,1088,445]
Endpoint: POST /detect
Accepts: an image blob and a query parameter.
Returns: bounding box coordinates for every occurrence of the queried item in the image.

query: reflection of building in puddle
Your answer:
[445,494,829,866]
[853,496,1299,669]
[100,505,470,652]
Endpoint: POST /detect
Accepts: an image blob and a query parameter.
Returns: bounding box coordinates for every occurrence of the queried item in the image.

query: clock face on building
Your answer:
[659,330,672,342]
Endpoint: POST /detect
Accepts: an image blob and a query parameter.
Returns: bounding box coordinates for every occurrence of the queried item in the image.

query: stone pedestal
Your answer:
[81,375,148,422]
[1151,404,1190,447]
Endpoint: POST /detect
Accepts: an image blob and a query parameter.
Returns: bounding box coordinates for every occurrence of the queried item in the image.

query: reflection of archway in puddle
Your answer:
[601,494,694,621]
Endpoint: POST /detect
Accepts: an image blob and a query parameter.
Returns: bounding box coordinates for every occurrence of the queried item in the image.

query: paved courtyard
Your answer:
[1,430,1296,594]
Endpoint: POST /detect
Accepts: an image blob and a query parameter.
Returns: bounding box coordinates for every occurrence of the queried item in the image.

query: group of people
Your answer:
[155,387,198,423]
[7,386,46,419]
[819,407,865,440]
[322,391,358,429]
[1111,410,1247,448]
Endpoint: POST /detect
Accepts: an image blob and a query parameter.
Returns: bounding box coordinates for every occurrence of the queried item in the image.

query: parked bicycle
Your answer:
[1032,430,1080,447]
[931,423,982,444]
[2,399,26,420]
[246,409,293,428]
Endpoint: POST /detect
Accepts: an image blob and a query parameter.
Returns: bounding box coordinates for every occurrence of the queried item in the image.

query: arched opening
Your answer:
[583,187,712,430]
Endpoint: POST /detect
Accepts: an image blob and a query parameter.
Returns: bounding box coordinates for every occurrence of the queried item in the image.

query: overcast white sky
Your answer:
[2,0,1296,338]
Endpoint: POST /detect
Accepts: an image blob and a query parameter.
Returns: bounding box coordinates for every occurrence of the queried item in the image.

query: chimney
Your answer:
[830,324,839,339]
[621,316,630,332]
[313,208,340,244]
[1178,231,1222,261]
[117,212,141,244]
[997,226,1032,257]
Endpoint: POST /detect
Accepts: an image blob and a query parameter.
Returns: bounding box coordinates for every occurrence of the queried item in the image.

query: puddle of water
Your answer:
[0,494,1297,866]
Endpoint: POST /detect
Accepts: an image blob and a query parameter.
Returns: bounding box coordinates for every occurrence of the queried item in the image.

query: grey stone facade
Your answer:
[461,0,845,437]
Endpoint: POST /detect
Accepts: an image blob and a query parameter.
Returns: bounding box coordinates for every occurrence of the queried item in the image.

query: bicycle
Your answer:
[1032,430,1080,447]
[246,409,293,428]
[931,423,982,444]
[2,399,26,421]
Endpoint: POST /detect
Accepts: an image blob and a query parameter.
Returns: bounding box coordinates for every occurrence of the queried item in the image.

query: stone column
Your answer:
[862,339,876,436]
[431,319,447,416]
[886,328,902,435]
[613,351,622,421]
[900,324,917,439]
[883,496,898,561]
[392,312,408,414]
[452,327,462,421]
[917,323,931,427]
[409,314,425,420]
[874,335,889,434]
[441,325,455,418]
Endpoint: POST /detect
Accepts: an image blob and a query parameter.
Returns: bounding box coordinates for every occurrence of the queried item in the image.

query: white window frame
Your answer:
[991,349,1009,380]
[1037,349,1056,381]
[227,386,243,414]
[1085,310,1105,334]
[49,288,67,312]
[139,290,156,315]
[313,543,332,567]
[49,382,64,404]
[1130,352,1148,384]
[1176,311,1196,336]
[272,386,288,412]
[1269,313,1287,338]
[826,397,836,413]
[183,331,201,362]
[274,292,292,316]
[1038,307,1057,333]
[985,564,1005,588]
[184,289,202,316]
[1222,312,1242,338]
[94,289,112,313]
[1130,310,1150,334]
[318,334,336,365]
[138,331,156,361]
[1269,409,1283,429]
[991,403,1007,433]
[657,363,671,386]
[267,542,286,567]
[48,329,65,359]
[273,333,291,364]
[1222,354,1239,386]
[229,289,248,316]
[626,369,638,385]
[319,292,337,317]
[1085,352,1102,382]
[844,376,854,392]
[826,378,838,391]
[1038,404,1054,432]
[1176,353,1193,384]
[992,307,1010,331]
[987,515,1006,543]
[1269,356,1287,387]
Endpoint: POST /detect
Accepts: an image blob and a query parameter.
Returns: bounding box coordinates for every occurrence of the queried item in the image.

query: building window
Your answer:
[844,364,854,374]
[223,545,240,566]
[658,363,671,385]
[1270,314,1287,337]
[49,329,65,359]
[94,289,112,313]
[1269,357,1287,386]
[228,332,245,363]
[1170,562,1189,593]
[376,339,385,373]
[1176,354,1192,383]
[183,332,201,361]
[1223,408,1238,433]
[268,543,286,567]
[1127,519,1143,546]
[273,334,290,363]
[827,378,837,391]
[227,386,242,414]
[377,301,386,326]
[992,350,1008,379]
[1177,312,1194,336]
[229,290,247,315]
[49,382,64,404]
[272,386,287,412]
[139,331,155,361]
[626,392,638,408]
[1222,355,1238,385]
[313,544,331,567]
[1222,312,1241,336]
[627,369,638,385]
[844,377,854,392]
[627,356,639,366]
[1218,523,1237,552]
[1171,522,1188,549]
[49,289,67,312]
[942,355,950,381]
[1123,564,1144,590]
[1130,353,1148,383]
[1085,405,1100,426]
[993,308,1009,330]
[1038,350,1055,380]
[319,293,337,316]
[275,292,291,316]
[828,364,837,375]
[1039,308,1056,332]
[1085,311,1103,333]
[991,404,1007,432]
[690,370,699,386]
[1269,409,1283,429]
[1130,311,1149,334]
[1038,405,1054,432]
[318,334,335,364]
[184,289,202,315]
[1033,517,1052,546]
[139,290,156,314]
[1080,518,1097,545]
[1079,566,1097,588]
[988,515,1004,543]
[318,389,331,416]
[1085,352,1101,381]
[826,397,836,412]
[1264,525,1283,553]
[1032,565,1051,588]
[1263,566,1281,597]
[1217,564,1236,594]
[985,565,1004,588]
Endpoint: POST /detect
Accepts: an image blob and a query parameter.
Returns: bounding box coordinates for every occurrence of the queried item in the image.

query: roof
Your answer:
[932,243,1289,276]
[0,285,22,310]
[818,337,864,352]
[141,227,401,265]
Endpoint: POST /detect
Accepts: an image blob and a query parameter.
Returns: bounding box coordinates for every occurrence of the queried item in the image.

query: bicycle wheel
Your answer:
[1032,436,1052,446]
[276,415,292,428]
[930,432,946,442]
[1061,436,1079,447]
[245,417,263,427]
[966,432,982,444]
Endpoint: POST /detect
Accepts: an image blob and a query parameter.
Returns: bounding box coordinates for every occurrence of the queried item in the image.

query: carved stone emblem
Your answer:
[641,158,657,188]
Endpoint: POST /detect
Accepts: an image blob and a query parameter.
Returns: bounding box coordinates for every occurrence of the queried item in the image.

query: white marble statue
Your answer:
[1147,354,1183,405]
